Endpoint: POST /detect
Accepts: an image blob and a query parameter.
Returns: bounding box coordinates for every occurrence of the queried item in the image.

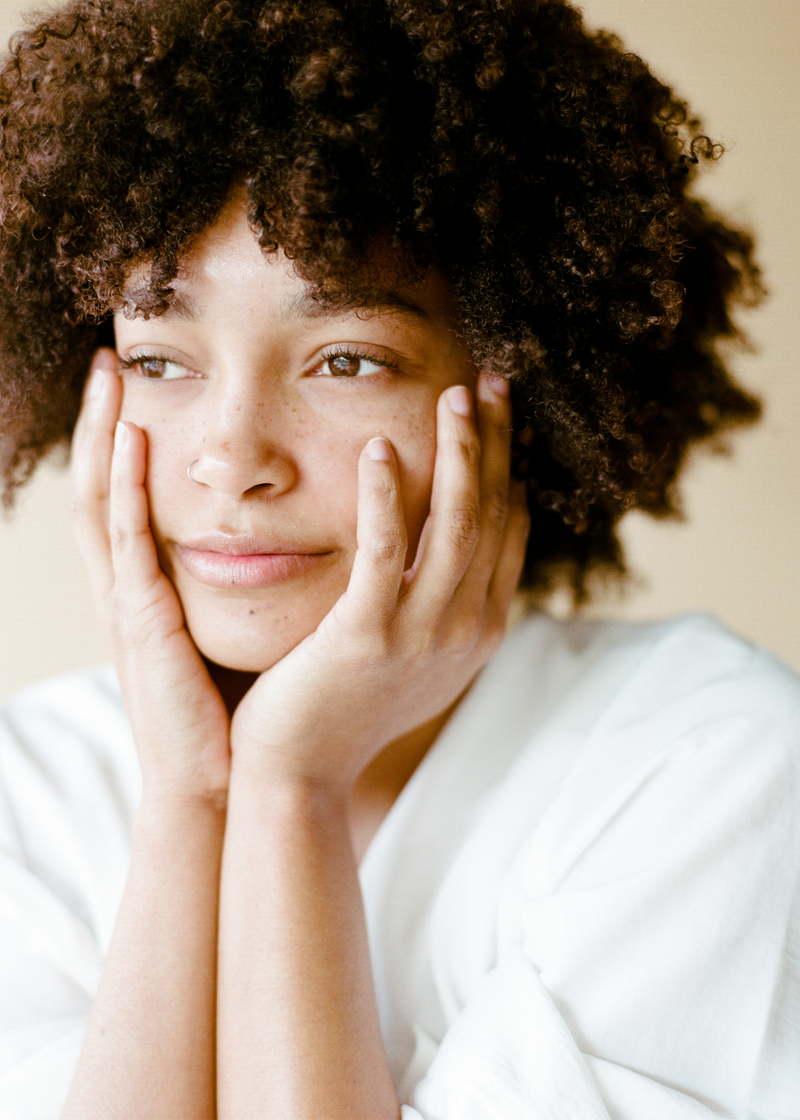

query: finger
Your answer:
[340,436,407,632]
[70,348,121,479]
[449,371,514,610]
[70,349,122,593]
[109,420,173,612]
[405,383,481,606]
[486,478,531,626]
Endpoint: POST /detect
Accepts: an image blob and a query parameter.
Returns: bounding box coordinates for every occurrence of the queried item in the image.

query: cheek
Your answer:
[308,394,437,559]
[121,400,197,544]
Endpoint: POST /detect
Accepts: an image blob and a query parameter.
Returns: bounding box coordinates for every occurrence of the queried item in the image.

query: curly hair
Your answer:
[0,0,762,598]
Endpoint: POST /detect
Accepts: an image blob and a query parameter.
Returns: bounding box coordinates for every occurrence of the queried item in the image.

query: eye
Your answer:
[121,355,194,380]
[316,349,396,378]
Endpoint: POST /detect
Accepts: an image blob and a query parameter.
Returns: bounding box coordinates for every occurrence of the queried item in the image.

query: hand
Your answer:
[70,349,231,804]
[230,372,530,793]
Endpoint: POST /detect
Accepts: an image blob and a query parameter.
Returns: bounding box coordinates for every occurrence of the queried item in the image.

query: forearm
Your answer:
[61,795,225,1120]
[217,765,400,1120]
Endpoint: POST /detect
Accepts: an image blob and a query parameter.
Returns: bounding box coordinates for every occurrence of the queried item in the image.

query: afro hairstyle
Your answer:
[0,0,762,598]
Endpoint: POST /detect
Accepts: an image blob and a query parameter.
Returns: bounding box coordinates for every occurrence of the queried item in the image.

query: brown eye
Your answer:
[128,357,190,380]
[320,353,385,377]
[140,359,166,378]
[330,355,361,376]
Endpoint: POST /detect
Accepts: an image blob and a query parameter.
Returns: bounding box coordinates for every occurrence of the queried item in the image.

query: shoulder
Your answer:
[491,613,800,881]
[420,610,800,890]
[0,662,132,777]
[471,610,800,849]
[1,661,123,717]
[0,664,139,858]
[502,609,800,738]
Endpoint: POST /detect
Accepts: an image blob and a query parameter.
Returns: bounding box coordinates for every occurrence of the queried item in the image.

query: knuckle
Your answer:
[69,479,104,518]
[336,620,397,666]
[444,504,480,553]
[113,590,162,646]
[361,627,397,664]
[109,519,128,550]
[455,425,481,467]
[442,614,481,657]
[366,472,399,504]
[109,517,149,554]
[365,528,406,563]
[483,487,510,529]
[69,488,88,521]
[405,624,438,662]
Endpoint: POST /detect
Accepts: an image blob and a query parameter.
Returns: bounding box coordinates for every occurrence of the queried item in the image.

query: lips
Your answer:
[174,534,334,589]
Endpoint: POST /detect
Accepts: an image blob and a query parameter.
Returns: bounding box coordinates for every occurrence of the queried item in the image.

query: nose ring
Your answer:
[188,459,201,485]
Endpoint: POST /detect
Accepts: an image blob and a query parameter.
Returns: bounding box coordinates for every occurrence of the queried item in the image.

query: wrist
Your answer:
[230,731,362,801]
[134,788,227,840]
[227,759,352,826]
[134,749,230,813]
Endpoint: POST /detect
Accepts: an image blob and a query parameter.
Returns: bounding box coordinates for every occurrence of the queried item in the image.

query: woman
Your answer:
[0,1,797,1117]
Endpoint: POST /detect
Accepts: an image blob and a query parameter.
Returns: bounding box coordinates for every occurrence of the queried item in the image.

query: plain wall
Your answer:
[1,0,798,696]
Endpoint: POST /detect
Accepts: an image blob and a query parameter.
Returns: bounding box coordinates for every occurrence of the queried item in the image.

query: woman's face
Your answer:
[114,195,478,672]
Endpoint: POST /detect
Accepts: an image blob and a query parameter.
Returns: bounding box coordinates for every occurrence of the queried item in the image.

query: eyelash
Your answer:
[118,347,401,381]
[118,354,192,380]
[316,346,400,379]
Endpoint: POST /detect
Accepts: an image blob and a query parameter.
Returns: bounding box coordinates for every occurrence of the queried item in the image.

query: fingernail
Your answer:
[114,421,129,449]
[366,436,392,461]
[478,372,509,402]
[447,385,473,417]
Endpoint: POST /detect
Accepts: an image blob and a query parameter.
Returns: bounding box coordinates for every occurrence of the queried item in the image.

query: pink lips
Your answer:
[174,535,333,589]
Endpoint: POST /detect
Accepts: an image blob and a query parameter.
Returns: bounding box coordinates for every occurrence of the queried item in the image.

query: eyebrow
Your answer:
[165,290,202,319]
[121,283,431,326]
[277,289,431,325]
[119,286,201,321]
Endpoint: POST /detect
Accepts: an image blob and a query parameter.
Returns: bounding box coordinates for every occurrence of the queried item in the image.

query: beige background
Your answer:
[0,0,798,696]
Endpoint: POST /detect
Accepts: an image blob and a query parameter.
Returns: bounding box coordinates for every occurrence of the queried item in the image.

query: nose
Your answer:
[186,384,298,499]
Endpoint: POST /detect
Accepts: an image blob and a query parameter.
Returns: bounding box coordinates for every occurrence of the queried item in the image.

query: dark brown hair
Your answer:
[0,0,762,596]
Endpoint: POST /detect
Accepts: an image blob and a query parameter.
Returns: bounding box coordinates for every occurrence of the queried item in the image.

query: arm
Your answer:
[216,377,528,1117]
[60,798,224,1120]
[218,777,396,1119]
[62,355,231,1119]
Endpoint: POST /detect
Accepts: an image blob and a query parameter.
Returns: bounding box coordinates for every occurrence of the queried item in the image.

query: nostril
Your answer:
[185,448,297,497]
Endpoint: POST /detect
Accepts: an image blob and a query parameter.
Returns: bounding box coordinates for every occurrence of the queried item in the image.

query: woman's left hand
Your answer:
[230,372,529,794]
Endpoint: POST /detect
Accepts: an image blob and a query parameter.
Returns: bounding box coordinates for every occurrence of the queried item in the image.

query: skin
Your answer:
[63,191,530,1118]
[115,199,481,676]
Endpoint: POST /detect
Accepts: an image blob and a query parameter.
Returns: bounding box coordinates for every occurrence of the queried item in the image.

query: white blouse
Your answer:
[1,612,799,1119]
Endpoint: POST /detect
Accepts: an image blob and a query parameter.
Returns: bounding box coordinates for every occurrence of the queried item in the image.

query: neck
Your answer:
[348,689,468,863]
[205,661,259,717]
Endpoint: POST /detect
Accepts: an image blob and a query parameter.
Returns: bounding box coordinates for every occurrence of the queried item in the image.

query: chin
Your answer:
[200,645,283,675]
[184,598,324,675]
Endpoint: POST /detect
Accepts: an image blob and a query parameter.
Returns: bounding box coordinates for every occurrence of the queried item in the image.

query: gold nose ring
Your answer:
[188,459,201,485]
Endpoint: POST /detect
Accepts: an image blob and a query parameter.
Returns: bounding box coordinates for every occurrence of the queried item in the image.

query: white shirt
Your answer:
[1,612,799,1119]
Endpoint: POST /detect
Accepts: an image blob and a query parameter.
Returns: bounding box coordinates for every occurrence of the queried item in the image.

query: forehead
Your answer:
[118,193,458,332]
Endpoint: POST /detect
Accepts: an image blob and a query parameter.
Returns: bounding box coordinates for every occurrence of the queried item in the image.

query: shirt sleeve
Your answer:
[0,667,136,1120]
[0,849,96,1119]
[401,631,800,1120]
[403,948,733,1120]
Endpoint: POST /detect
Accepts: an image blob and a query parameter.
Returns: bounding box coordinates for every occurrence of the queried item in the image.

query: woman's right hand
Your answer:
[70,348,231,806]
